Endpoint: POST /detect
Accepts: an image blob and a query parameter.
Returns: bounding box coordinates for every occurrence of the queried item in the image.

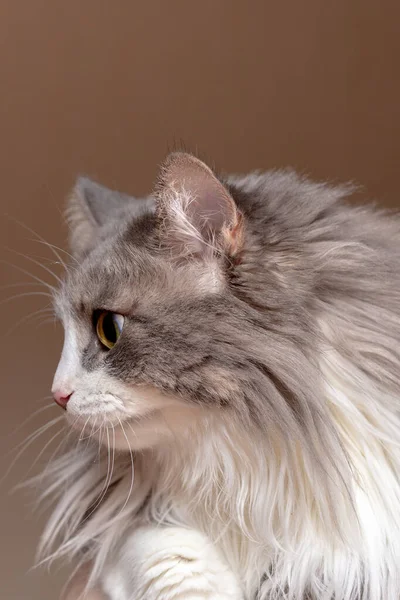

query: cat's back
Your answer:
[226,169,400,292]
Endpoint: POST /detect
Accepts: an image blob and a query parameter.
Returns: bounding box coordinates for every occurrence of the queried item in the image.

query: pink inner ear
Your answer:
[159,152,237,235]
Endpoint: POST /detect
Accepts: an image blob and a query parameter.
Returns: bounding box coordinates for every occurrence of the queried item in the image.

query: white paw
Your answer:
[102,526,244,600]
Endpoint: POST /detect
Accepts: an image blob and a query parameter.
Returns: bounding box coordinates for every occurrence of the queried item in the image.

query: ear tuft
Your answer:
[155,153,243,258]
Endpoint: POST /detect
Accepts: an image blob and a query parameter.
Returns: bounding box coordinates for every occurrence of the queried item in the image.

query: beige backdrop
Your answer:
[0,2,399,599]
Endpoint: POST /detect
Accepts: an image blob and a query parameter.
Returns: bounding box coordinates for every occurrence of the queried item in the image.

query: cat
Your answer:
[40,152,400,600]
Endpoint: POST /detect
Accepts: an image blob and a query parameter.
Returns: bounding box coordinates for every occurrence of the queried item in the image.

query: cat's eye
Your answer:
[95,311,124,349]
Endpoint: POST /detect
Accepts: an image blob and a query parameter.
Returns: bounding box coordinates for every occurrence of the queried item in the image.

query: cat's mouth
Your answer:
[63,386,204,452]
[67,407,158,431]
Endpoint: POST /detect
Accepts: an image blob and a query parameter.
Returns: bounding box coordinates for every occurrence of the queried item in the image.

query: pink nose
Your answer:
[53,390,72,410]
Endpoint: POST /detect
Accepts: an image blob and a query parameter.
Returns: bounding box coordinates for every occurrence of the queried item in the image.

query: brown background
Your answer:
[0,1,399,599]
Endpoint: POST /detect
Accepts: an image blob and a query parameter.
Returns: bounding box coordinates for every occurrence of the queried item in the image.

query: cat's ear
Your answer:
[155,153,243,258]
[66,177,149,258]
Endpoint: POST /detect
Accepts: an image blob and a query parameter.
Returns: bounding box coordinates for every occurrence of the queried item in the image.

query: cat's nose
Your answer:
[53,389,72,410]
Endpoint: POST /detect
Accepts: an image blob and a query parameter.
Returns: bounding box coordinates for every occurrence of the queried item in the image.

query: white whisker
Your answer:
[40,434,72,482]
[5,247,63,285]
[116,417,135,515]
[31,239,77,267]
[24,428,64,477]
[4,307,54,337]
[35,317,58,329]
[10,416,64,454]
[80,416,98,444]
[82,426,115,522]
[0,282,50,292]
[78,416,92,441]
[1,416,64,484]
[89,419,104,441]
[0,259,55,293]
[5,215,73,269]
[0,291,53,306]
[7,403,56,438]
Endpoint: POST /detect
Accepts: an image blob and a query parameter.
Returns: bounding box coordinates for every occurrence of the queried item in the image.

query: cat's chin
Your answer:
[65,409,160,451]
[98,403,206,452]
[64,383,208,451]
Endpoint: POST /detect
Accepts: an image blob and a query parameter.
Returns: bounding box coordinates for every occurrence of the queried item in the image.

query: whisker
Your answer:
[82,426,114,522]
[85,417,99,449]
[80,417,99,447]
[15,442,66,498]
[1,416,64,484]
[88,419,103,440]
[35,425,83,493]
[24,428,64,477]
[97,423,104,457]
[4,215,75,268]
[6,403,56,438]
[125,420,139,443]
[116,417,135,515]
[68,415,83,432]
[35,394,54,405]
[39,433,73,482]
[0,282,49,292]
[35,317,58,329]
[31,239,77,267]
[0,260,55,294]
[78,416,92,441]
[0,291,52,306]
[110,425,116,482]
[4,306,54,337]
[5,248,63,285]
[9,416,64,454]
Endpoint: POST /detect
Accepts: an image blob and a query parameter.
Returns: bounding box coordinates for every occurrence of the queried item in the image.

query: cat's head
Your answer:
[52,152,326,456]
[52,153,255,450]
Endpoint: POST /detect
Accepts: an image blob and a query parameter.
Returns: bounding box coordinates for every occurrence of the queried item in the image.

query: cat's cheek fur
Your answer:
[101,526,244,600]
[65,375,204,451]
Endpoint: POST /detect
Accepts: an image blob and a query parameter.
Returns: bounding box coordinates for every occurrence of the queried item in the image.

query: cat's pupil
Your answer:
[94,310,124,349]
[102,313,118,344]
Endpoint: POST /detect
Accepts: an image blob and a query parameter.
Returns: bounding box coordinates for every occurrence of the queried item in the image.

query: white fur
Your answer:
[40,328,400,600]
[52,324,81,396]
[103,526,243,600]
[51,315,204,449]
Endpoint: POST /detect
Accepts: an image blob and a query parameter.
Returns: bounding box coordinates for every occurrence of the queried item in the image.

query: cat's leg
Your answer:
[102,525,244,600]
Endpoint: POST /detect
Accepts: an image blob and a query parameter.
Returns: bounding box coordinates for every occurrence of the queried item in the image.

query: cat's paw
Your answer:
[102,526,243,600]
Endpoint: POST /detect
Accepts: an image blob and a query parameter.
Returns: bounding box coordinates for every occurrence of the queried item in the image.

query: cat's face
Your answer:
[52,154,247,450]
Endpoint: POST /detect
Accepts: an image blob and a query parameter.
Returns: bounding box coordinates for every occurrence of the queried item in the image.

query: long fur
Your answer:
[38,381,400,600]
[37,160,400,599]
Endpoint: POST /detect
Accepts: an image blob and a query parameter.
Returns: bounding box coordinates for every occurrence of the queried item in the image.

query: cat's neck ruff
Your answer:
[39,343,400,600]
[112,363,392,599]
[140,347,400,599]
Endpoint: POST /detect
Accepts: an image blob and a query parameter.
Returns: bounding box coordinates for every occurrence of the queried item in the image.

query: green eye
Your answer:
[96,311,124,349]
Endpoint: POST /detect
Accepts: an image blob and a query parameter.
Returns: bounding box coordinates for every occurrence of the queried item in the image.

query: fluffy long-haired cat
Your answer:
[39,152,400,600]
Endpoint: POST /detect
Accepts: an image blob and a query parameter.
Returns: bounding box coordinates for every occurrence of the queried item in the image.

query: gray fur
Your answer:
[66,176,154,258]
[59,160,399,496]
[52,154,400,598]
